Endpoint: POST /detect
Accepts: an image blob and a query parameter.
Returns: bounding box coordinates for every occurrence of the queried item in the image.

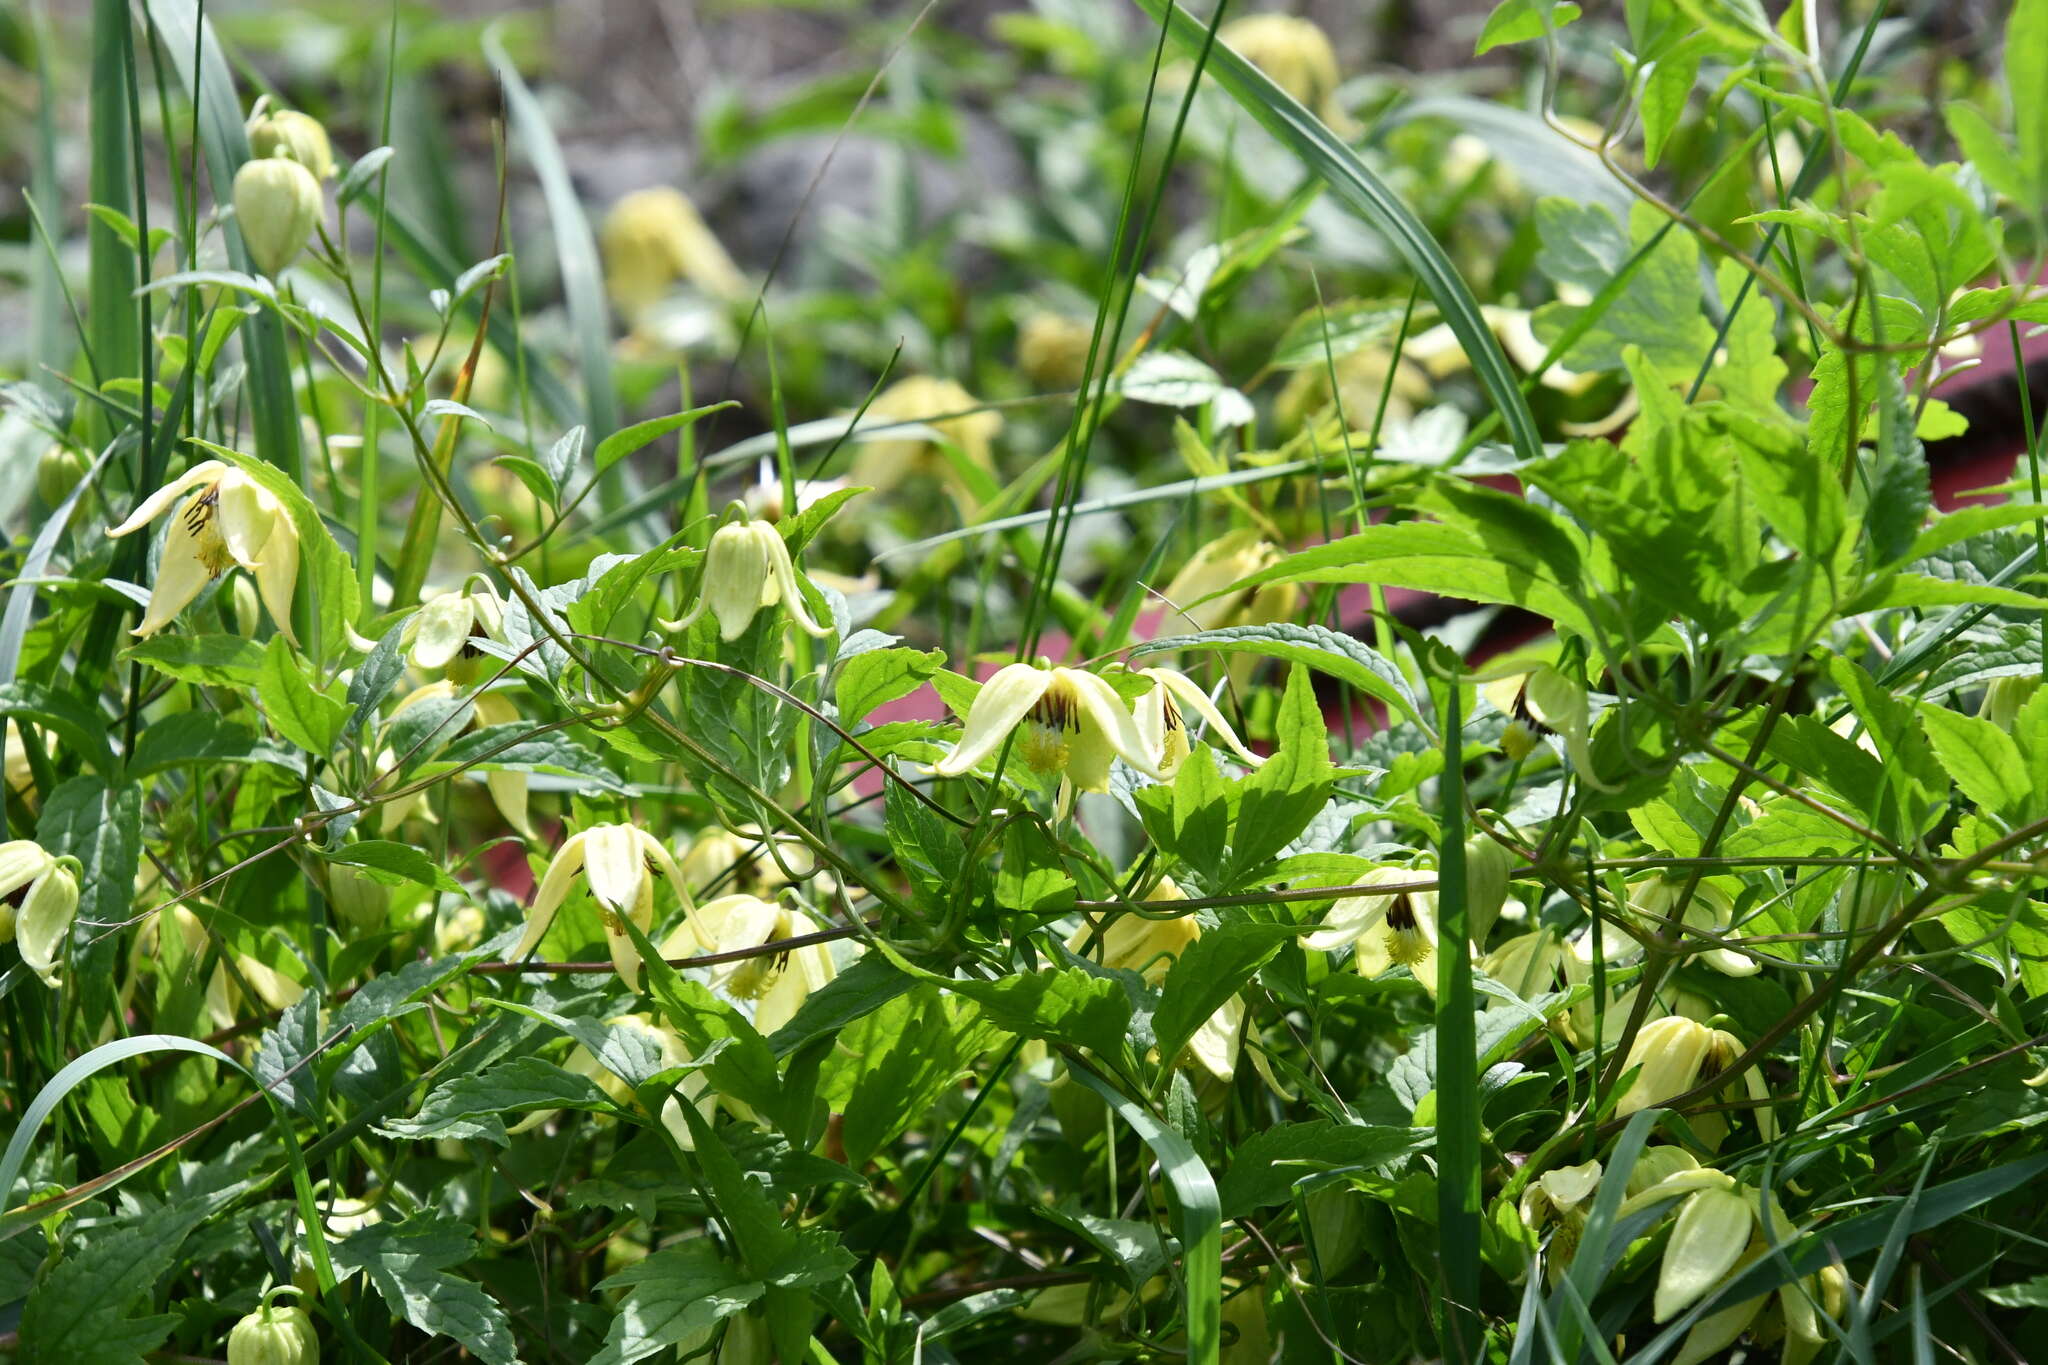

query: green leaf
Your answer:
[836,644,946,727]
[1918,703,2031,818]
[1216,1120,1430,1217]
[768,954,919,1058]
[36,776,142,976]
[122,633,266,688]
[257,634,349,754]
[1239,522,1596,639]
[1530,199,1720,375]
[2011,0,2048,206]
[1066,1064,1221,1365]
[1475,0,1581,53]
[323,839,465,893]
[1133,623,1423,731]
[1268,298,1438,369]
[997,819,1077,915]
[837,985,995,1166]
[1131,0,1545,469]
[942,967,1133,1056]
[592,402,736,475]
[491,454,558,509]
[1152,922,1292,1071]
[0,682,117,775]
[1225,666,1335,882]
[130,711,301,778]
[591,1241,764,1365]
[333,1216,519,1365]
[18,1202,206,1365]
[383,1056,619,1144]
[1640,36,1706,168]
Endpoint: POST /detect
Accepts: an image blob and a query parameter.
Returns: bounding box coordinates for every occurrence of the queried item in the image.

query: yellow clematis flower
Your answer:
[600,187,747,321]
[107,460,301,642]
[0,839,78,989]
[850,376,1003,493]
[1630,875,1759,978]
[933,661,1160,798]
[663,512,831,643]
[1158,529,1297,637]
[1517,1158,1603,1281]
[515,824,696,988]
[402,580,507,674]
[1218,15,1354,133]
[1304,865,1442,993]
[1131,666,1263,778]
[374,682,533,837]
[1067,878,1243,1081]
[508,1013,715,1150]
[663,893,839,1036]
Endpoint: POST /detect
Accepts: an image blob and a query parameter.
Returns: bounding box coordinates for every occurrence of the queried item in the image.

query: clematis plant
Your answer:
[1304,864,1444,993]
[107,459,300,642]
[515,824,696,987]
[1131,665,1263,778]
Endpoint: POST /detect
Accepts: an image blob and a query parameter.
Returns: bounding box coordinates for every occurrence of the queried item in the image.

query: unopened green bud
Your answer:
[226,1301,318,1365]
[326,865,390,933]
[1979,674,2040,731]
[233,155,324,277]
[37,445,87,508]
[247,110,335,181]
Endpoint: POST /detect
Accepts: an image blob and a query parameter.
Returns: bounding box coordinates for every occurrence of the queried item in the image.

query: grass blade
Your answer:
[1069,1062,1221,1365]
[86,0,139,413]
[1128,0,1545,470]
[1432,661,1482,1360]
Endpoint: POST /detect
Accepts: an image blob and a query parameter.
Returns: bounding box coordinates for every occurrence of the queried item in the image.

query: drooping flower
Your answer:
[1131,666,1262,778]
[233,154,324,277]
[1304,865,1442,994]
[933,662,1160,800]
[600,187,747,320]
[677,826,811,899]
[1015,311,1095,389]
[372,681,532,837]
[1218,15,1354,133]
[247,108,335,181]
[1630,875,1759,978]
[1068,878,1242,1081]
[1517,1158,1603,1282]
[1654,1173,1755,1324]
[850,376,1003,493]
[1613,1016,1718,1116]
[515,824,695,987]
[1486,666,1614,790]
[0,839,78,989]
[1158,529,1297,637]
[402,580,507,674]
[664,893,839,1035]
[662,511,831,643]
[107,460,301,642]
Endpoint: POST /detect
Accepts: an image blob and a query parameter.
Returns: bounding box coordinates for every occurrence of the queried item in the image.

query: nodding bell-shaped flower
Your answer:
[1158,530,1298,638]
[233,153,324,277]
[1490,666,1615,790]
[1517,1158,1603,1281]
[373,682,532,838]
[933,661,1161,800]
[1614,1017,1778,1144]
[1631,875,1759,978]
[851,376,1003,493]
[107,460,300,642]
[600,187,747,319]
[664,893,839,1035]
[1218,14,1354,132]
[1132,666,1262,778]
[247,108,335,181]
[663,512,831,643]
[515,824,695,987]
[402,580,507,674]
[1305,865,1442,994]
[1654,1173,1756,1324]
[0,839,78,989]
[1067,878,1242,1081]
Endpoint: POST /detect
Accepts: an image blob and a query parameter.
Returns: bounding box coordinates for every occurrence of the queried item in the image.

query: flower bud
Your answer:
[247,109,335,181]
[601,187,746,318]
[233,155,324,277]
[1614,1016,1716,1116]
[665,514,830,643]
[37,445,86,508]
[326,865,390,934]
[1463,834,1513,945]
[226,1301,318,1365]
[434,903,486,956]
[1979,674,2039,731]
